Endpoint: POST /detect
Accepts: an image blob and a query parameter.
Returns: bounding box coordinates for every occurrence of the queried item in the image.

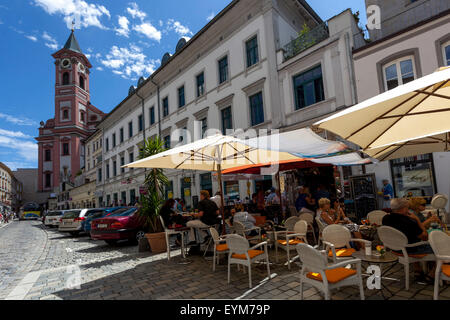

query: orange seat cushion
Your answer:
[442,264,450,277]
[277,239,304,246]
[216,244,228,252]
[328,248,356,257]
[307,268,357,284]
[254,216,266,226]
[231,250,264,260]
[391,251,427,259]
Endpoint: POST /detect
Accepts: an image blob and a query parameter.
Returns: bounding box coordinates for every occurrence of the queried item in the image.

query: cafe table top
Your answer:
[352,251,398,264]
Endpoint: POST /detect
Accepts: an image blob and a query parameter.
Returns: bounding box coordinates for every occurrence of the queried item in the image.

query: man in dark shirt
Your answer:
[382,198,435,255]
[187,190,219,244]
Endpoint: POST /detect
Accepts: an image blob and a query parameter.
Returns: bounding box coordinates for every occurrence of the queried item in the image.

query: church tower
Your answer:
[36,30,105,199]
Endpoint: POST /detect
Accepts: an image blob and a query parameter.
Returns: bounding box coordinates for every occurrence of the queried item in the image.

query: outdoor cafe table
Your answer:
[352,251,399,299]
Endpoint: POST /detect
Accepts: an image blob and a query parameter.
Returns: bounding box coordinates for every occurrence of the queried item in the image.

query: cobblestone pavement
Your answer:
[1,220,449,300]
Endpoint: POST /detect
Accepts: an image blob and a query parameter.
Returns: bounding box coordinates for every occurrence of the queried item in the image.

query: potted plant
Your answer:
[138,136,169,253]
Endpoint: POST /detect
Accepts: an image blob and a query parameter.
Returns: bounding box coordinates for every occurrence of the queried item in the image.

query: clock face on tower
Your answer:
[77,62,85,73]
[61,58,72,69]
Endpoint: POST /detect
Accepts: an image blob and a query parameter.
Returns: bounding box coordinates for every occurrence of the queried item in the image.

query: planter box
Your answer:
[145,232,166,253]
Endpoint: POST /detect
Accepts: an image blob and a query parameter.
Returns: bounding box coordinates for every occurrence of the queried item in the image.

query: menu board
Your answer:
[350,174,378,221]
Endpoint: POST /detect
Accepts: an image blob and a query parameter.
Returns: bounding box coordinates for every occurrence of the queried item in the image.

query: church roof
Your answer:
[63,30,82,54]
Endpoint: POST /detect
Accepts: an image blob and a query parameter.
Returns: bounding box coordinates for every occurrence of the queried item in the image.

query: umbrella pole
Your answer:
[276,171,284,219]
[217,165,226,235]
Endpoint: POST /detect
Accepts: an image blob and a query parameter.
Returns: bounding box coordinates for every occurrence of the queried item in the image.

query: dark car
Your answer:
[90,207,145,245]
[82,207,127,235]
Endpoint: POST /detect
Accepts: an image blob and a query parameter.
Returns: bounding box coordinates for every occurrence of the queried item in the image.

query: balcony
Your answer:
[283,23,329,61]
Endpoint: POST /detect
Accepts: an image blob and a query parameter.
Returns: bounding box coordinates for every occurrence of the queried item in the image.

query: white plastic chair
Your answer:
[295,243,365,300]
[431,194,449,224]
[274,216,301,262]
[233,220,262,243]
[315,215,327,246]
[289,206,299,217]
[159,216,187,261]
[299,212,317,244]
[429,230,450,300]
[226,234,271,288]
[377,226,436,290]
[275,220,308,270]
[209,227,230,271]
[367,210,387,225]
[322,224,371,262]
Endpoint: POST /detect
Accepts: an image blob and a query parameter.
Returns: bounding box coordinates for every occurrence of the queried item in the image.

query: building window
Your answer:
[129,152,134,165]
[105,138,109,152]
[113,160,117,177]
[63,109,69,120]
[138,114,143,132]
[106,194,111,206]
[221,106,233,135]
[62,72,70,85]
[97,168,102,182]
[383,56,415,91]
[79,76,85,90]
[224,181,240,199]
[165,180,174,199]
[178,86,185,108]
[45,173,51,188]
[62,143,69,156]
[201,117,207,138]
[162,97,169,117]
[164,135,171,149]
[443,41,450,66]
[121,191,127,205]
[45,149,51,162]
[293,65,325,110]
[80,111,85,123]
[196,72,205,97]
[112,133,116,148]
[128,121,133,138]
[246,36,259,68]
[130,189,136,205]
[200,173,212,197]
[120,128,124,143]
[218,56,228,84]
[149,107,155,125]
[390,154,436,199]
[106,164,110,179]
[120,157,125,174]
[249,92,264,126]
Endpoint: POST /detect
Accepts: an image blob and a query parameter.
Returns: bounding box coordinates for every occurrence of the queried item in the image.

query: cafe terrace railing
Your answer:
[283,23,329,61]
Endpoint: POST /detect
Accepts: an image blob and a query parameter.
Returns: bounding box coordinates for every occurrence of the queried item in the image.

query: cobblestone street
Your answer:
[1,220,449,300]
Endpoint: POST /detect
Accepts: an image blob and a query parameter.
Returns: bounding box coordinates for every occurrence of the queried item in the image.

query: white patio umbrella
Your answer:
[363,132,450,161]
[124,134,301,232]
[315,67,450,151]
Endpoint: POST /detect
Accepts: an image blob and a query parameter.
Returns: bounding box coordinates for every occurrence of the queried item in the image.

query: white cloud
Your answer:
[0,19,3,25]
[166,19,192,37]
[126,2,146,20]
[115,15,130,37]
[26,35,38,42]
[133,22,161,42]
[101,45,160,80]
[0,131,38,163]
[33,0,111,30]
[96,67,103,71]
[0,129,32,139]
[207,12,215,21]
[0,112,37,126]
[42,31,58,50]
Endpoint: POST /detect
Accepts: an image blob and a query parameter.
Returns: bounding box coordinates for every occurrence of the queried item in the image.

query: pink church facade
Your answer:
[36,31,105,193]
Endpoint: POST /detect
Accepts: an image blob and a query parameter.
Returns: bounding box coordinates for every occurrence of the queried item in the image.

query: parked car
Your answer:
[43,210,64,227]
[90,207,145,245]
[59,209,105,236]
[82,207,126,235]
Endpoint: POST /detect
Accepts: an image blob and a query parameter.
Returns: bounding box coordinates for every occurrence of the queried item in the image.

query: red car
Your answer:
[90,207,146,245]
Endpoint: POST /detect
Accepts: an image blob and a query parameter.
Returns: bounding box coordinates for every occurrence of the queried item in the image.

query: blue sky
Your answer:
[0,0,367,170]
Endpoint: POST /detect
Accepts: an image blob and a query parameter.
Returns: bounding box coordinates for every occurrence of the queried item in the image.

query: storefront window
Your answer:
[200,173,212,197]
[224,181,240,200]
[165,181,173,199]
[390,154,436,199]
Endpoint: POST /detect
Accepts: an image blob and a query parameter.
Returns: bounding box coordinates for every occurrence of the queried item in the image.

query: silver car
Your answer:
[59,209,106,236]
[43,210,64,227]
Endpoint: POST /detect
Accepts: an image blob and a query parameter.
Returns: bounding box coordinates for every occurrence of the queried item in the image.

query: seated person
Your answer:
[160,199,185,246]
[318,198,362,240]
[296,186,316,212]
[228,204,263,237]
[382,198,435,281]
[186,190,220,245]
[265,187,280,206]
[409,197,441,229]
